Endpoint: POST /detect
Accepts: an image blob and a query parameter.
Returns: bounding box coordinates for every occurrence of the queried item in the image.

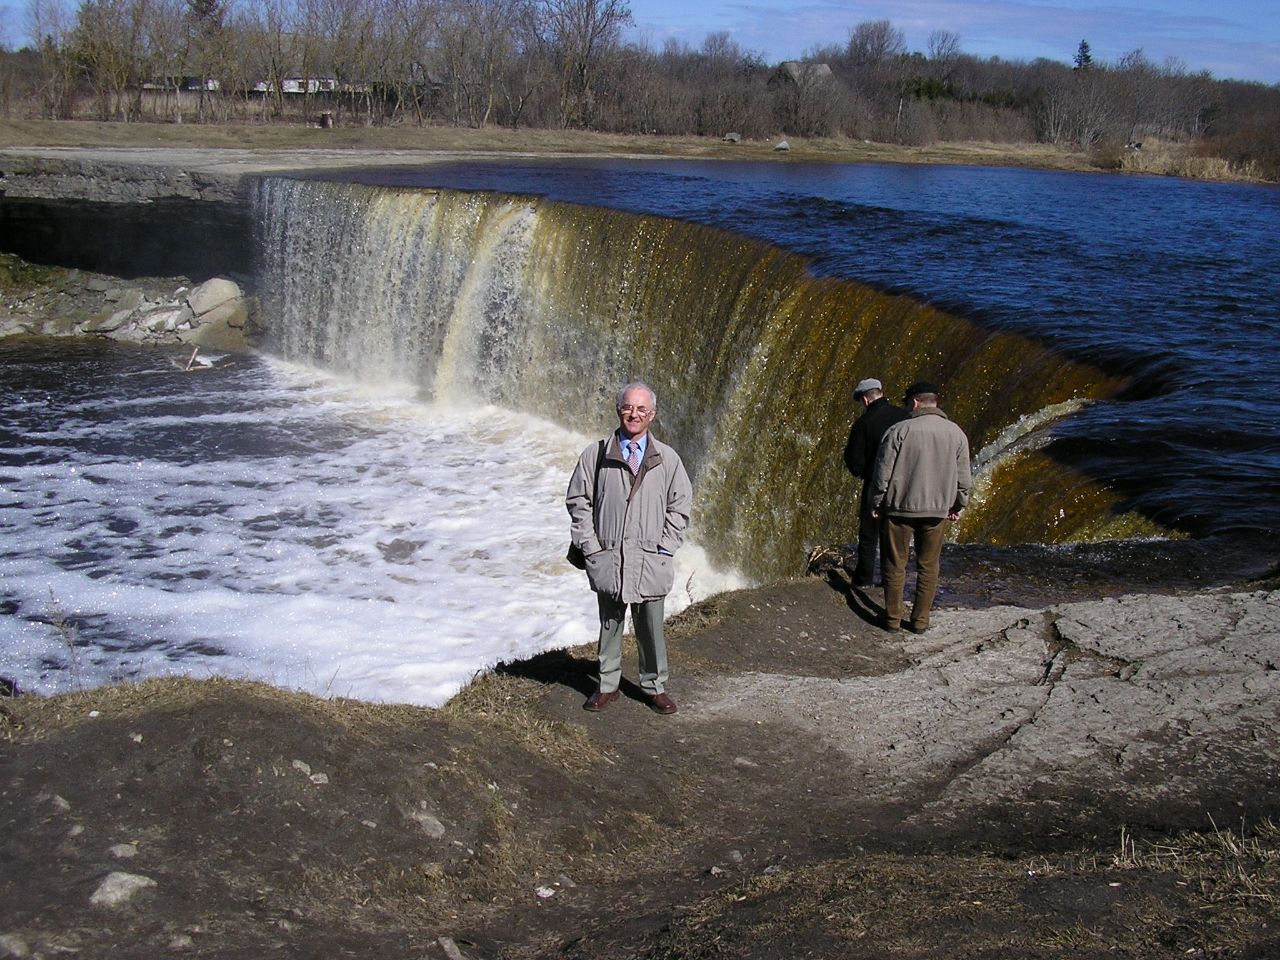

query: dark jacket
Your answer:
[844,397,910,483]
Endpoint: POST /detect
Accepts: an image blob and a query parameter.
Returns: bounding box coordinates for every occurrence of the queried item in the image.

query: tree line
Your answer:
[2,0,1278,178]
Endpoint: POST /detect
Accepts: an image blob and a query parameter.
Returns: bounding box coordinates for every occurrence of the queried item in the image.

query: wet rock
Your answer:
[1,254,255,351]
[82,308,133,334]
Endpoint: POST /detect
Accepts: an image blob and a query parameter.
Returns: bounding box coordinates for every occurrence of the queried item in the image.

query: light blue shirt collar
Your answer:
[618,431,648,463]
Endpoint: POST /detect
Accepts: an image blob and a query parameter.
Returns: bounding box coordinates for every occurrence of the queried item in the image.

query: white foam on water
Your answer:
[0,355,743,705]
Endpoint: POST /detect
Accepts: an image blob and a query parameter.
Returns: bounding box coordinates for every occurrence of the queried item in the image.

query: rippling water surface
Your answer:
[0,342,734,702]
[338,159,1280,539]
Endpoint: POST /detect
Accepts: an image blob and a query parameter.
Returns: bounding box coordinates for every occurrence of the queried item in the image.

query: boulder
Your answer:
[82,309,132,334]
[182,298,250,351]
[187,278,242,317]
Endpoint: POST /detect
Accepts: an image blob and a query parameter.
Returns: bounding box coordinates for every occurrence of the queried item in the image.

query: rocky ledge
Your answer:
[0,254,254,351]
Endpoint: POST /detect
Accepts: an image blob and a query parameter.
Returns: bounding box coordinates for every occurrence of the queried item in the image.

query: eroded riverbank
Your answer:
[2,568,1278,959]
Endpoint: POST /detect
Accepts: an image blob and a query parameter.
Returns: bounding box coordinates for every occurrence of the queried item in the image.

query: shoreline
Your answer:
[2,570,1278,959]
[3,119,1274,186]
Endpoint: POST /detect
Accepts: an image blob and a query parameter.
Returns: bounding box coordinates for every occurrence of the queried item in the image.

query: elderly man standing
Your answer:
[869,382,971,634]
[843,377,909,587]
[566,381,693,714]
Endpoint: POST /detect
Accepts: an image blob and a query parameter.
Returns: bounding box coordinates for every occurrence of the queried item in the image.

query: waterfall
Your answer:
[253,178,1173,581]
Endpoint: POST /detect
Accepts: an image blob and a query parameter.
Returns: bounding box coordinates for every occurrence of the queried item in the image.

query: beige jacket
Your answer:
[566,432,693,603]
[870,408,972,518]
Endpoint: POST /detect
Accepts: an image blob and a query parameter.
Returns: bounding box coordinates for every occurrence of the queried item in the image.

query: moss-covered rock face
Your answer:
[0,253,256,351]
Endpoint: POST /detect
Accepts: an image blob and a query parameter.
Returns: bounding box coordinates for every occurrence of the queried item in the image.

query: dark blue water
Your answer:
[320,159,1280,549]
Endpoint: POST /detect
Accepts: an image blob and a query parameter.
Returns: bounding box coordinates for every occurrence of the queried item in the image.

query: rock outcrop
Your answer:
[0,255,255,350]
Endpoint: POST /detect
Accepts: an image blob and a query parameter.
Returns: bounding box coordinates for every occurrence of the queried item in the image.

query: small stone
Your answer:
[708,865,726,877]
[308,773,329,785]
[291,760,311,776]
[129,733,143,743]
[50,795,71,813]
[438,936,467,960]
[535,885,556,898]
[90,871,156,908]
[409,806,446,839]
[108,843,138,859]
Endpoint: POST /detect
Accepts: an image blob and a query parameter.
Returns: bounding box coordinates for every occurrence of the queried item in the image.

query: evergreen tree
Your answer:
[1074,39,1093,71]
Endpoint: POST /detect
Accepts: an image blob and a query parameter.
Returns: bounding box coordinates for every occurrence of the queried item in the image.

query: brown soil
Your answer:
[3,549,1278,960]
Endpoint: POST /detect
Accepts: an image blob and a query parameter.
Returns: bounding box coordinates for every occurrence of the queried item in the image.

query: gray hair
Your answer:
[616,381,658,411]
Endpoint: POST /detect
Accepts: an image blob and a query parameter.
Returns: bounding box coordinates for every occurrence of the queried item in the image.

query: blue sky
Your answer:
[624,0,1280,84]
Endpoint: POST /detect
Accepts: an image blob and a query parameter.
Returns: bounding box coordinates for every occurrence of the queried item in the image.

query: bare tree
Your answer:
[927,28,959,81]
[846,19,904,68]
[25,0,78,116]
[72,0,155,120]
[537,0,630,128]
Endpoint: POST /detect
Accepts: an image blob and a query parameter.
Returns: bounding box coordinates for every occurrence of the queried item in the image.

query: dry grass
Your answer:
[652,822,1280,959]
[660,824,1280,957]
[442,670,596,771]
[0,117,1094,171]
[4,674,435,740]
[6,119,1272,185]
[1095,137,1272,182]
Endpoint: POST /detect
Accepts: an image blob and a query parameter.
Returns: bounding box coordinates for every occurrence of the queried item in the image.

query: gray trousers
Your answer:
[596,594,667,695]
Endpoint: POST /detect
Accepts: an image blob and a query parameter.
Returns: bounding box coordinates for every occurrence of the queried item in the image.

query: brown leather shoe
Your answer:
[647,692,678,715]
[583,689,619,712]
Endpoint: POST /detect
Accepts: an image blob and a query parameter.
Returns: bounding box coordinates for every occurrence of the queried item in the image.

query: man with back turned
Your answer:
[566,382,693,714]
[843,378,909,587]
[870,382,971,634]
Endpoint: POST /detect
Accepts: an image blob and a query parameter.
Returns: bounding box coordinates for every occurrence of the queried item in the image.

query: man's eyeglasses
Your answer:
[618,405,651,415]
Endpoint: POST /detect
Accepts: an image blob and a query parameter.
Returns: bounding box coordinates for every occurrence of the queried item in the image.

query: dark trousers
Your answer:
[882,515,949,628]
[851,481,882,584]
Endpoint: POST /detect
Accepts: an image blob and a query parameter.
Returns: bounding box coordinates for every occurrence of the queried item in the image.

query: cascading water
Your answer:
[254,178,1173,581]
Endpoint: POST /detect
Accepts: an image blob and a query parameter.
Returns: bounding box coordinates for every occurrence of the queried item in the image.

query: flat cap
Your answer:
[904,381,940,400]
